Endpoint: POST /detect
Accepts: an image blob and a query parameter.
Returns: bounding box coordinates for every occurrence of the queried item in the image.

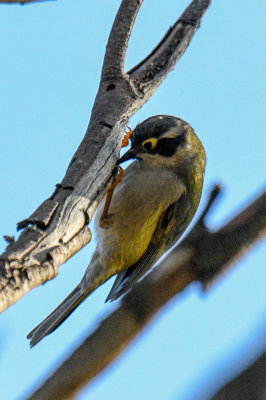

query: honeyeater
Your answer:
[28,115,206,347]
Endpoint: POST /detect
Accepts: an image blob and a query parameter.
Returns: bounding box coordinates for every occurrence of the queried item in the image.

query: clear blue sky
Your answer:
[0,1,265,399]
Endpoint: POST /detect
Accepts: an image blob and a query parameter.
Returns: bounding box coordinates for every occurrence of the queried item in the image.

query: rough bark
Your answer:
[26,188,266,400]
[0,0,211,312]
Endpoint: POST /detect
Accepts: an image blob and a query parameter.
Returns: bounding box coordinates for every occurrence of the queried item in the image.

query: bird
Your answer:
[27,115,206,347]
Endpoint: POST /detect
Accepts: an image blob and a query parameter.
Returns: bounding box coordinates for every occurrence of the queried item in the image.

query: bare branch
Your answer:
[26,189,266,400]
[129,0,211,98]
[194,189,266,287]
[101,0,143,79]
[0,0,211,312]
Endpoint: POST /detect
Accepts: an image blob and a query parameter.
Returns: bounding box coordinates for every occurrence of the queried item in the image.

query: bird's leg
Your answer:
[99,127,132,224]
[100,166,124,223]
[121,126,132,147]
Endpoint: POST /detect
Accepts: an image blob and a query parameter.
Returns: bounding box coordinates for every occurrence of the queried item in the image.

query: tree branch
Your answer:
[129,0,211,98]
[0,0,51,3]
[101,0,142,79]
[211,351,266,400]
[26,188,266,400]
[0,0,211,312]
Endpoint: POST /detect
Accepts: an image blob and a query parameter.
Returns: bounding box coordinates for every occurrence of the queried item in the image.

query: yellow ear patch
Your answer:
[141,138,158,150]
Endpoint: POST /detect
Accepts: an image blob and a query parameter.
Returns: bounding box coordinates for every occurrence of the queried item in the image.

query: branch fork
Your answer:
[0,0,212,312]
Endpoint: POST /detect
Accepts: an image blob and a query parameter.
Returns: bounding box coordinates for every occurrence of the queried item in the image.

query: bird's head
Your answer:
[118,115,206,172]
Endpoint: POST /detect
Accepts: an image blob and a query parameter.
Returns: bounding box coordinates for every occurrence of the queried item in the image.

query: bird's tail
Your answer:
[27,285,88,347]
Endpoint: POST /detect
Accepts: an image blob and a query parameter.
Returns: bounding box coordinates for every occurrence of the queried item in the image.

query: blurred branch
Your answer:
[0,0,211,312]
[211,351,266,400]
[0,0,50,3]
[27,188,266,400]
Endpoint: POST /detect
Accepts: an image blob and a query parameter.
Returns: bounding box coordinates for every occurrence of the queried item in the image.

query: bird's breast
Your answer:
[94,162,184,271]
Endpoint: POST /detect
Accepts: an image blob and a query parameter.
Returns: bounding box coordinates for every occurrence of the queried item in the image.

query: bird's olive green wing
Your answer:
[105,191,191,302]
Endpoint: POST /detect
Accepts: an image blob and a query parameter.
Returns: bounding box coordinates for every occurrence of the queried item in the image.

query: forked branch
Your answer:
[0,0,211,312]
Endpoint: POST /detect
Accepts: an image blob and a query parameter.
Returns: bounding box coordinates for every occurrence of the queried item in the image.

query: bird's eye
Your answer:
[156,137,183,157]
[141,138,158,151]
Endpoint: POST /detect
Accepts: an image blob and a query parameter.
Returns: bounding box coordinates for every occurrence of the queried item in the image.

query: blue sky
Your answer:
[0,1,265,399]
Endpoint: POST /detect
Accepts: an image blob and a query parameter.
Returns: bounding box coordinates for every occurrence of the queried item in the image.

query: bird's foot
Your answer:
[99,166,124,224]
[98,214,115,229]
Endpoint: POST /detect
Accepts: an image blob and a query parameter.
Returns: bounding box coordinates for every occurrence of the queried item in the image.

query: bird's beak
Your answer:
[117,148,137,165]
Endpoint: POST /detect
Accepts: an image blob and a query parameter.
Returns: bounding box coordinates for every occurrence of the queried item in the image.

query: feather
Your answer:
[106,191,191,302]
[27,285,86,347]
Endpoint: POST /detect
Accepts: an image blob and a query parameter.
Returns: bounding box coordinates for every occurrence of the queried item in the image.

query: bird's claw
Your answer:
[100,166,124,223]
[121,126,132,148]
[100,127,130,223]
